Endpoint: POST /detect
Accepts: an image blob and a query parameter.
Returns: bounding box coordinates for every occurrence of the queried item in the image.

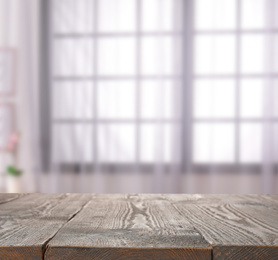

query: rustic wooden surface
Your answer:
[167,194,278,259]
[45,194,211,260]
[0,193,26,205]
[0,193,93,259]
[0,194,277,260]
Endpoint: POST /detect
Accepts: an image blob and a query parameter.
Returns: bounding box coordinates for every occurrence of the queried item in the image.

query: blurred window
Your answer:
[193,0,276,167]
[44,0,183,170]
[42,0,277,171]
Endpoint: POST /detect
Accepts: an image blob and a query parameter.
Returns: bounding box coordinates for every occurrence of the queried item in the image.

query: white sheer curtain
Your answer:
[1,0,277,193]
[192,0,278,194]
[47,0,183,193]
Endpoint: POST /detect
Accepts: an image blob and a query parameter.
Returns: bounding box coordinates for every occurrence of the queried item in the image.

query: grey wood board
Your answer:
[0,193,26,205]
[45,194,211,260]
[0,193,94,259]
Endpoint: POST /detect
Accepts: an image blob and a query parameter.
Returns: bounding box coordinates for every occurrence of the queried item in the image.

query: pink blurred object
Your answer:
[5,132,20,152]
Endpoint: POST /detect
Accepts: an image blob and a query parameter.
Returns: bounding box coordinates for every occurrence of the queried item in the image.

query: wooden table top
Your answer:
[0,194,277,260]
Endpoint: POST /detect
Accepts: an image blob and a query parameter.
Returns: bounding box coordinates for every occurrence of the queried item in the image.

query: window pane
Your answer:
[240,79,263,118]
[275,124,278,162]
[275,81,278,118]
[98,0,136,32]
[53,81,93,119]
[141,0,177,31]
[140,124,180,163]
[97,38,136,76]
[97,80,136,119]
[53,39,94,76]
[52,0,94,33]
[194,79,235,118]
[0,106,13,148]
[52,124,93,163]
[240,123,262,163]
[275,0,278,28]
[274,35,278,73]
[0,52,14,94]
[241,35,265,74]
[193,123,235,163]
[141,36,179,75]
[194,35,236,74]
[241,0,265,29]
[141,80,181,119]
[98,124,135,163]
[195,0,236,30]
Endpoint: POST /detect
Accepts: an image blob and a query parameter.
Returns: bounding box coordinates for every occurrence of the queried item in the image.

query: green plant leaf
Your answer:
[6,165,22,177]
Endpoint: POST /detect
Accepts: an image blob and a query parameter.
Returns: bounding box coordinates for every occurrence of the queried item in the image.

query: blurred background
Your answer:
[0,0,278,193]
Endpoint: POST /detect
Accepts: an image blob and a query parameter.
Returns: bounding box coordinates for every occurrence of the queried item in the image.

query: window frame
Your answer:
[40,0,277,173]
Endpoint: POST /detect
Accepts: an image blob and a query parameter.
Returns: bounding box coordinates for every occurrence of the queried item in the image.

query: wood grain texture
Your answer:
[0,193,93,260]
[0,193,26,205]
[1,194,278,260]
[168,194,278,260]
[166,194,278,207]
[213,245,278,260]
[46,247,211,260]
[45,194,211,260]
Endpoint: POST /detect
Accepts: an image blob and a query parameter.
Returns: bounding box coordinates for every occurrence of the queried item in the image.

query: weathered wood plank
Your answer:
[168,195,278,260]
[166,194,278,207]
[0,193,26,205]
[213,245,278,260]
[1,194,277,259]
[0,193,93,260]
[46,247,211,260]
[45,194,211,260]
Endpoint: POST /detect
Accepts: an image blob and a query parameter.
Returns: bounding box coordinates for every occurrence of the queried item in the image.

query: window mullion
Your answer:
[93,0,98,167]
[40,0,52,172]
[235,0,241,165]
[135,0,142,168]
[183,0,194,170]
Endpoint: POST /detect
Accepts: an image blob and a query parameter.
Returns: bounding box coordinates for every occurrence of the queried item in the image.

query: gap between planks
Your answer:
[6,194,275,260]
[42,198,92,260]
